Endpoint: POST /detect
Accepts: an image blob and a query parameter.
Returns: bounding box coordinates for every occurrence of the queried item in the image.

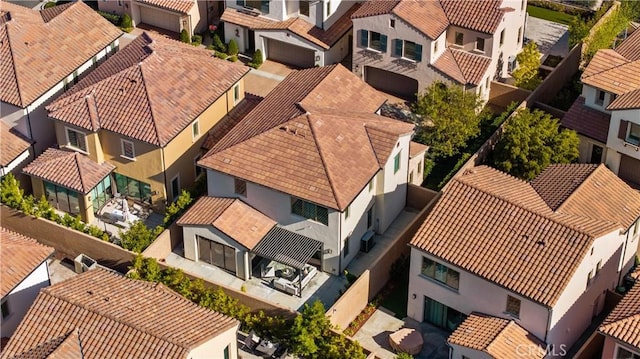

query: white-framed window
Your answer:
[500,29,505,46]
[299,0,310,16]
[454,32,463,46]
[505,295,521,318]
[66,127,87,152]
[616,345,640,359]
[291,197,329,225]
[393,40,423,62]
[359,30,387,52]
[192,120,200,140]
[595,89,606,106]
[233,84,240,104]
[475,37,485,52]
[170,175,180,202]
[619,120,640,145]
[121,139,135,160]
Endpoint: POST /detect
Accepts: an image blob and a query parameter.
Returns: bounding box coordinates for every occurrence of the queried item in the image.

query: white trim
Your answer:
[120,139,136,161]
[233,84,240,105]
[0,149,31,177]
[64,126,88,154]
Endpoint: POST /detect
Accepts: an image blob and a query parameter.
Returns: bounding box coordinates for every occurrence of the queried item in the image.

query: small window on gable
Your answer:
[500,29,505,46]
[234,178,247,196]
[369,179,374,192]
[434,40,438,54]
[505,295,521,318]
[121,139,135,160]
[345,205,350,219]
[596,260,602,275]
[476,37,485,52]
[394,151,401,174]
[192,120,200,139]
[596,90,606,105]
[390,19,395,28]
[233,84,240,103]
[454,32,463,46]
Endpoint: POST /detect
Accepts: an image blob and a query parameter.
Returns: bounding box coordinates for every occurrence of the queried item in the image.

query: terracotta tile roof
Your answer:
[615,28,640,61]
[560,96,611,142]
[449,313,546,359]
[177,197,276,250]
[201,93,263,150]
[46,328,84,359]
[410,165,630,306]
[391,0,449,40]
[22,148,114,194]
[0,1,121,107]
[531,163,598,210]
[351,0,399,19]
[0,122,31,167]
[599,282,640,349]
[1,268,238,359]
[432,48,492,86]
[47,33,249,147]
[609,88,640,110]
[409,141,429,158]
[135,0,194,14]
[0,227,54,299]
[440,0,506,34]
[222,4,360,49]
[199,65,413,210]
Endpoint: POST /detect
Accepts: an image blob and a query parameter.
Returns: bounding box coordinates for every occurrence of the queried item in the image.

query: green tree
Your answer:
[0,173,24,208]
[289,301,331,356]
[492,108,579,180]
[119,221,163,252]
[414,82,486,158]
[180,29,190,43]
[212,33,226,53]
[228,39,239,56]
[121,13,133,28]
[249,49,263,69]
[512,42,542,90]
[396,353,414,359]
[163,189,193,226]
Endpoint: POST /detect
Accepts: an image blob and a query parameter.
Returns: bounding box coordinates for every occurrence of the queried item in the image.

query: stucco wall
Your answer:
[408,151,426,186]
[450,344,492,359]
[182,225,250,280]
[1,261,50,337]
[339,175,377,269]
[98,0,125,16]
[187,323,240,359]
[577,134,607,164]
[606,108,640,165]
[378,133,410,233]
[327,270,370,329]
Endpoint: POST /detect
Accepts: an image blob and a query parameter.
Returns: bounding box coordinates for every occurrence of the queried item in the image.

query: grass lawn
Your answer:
[527,5,576,25]
[380,273,409,319]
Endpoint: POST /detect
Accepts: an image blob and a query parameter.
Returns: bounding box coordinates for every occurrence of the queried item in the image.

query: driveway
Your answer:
[525,16,570,57]
[244,60,295,97]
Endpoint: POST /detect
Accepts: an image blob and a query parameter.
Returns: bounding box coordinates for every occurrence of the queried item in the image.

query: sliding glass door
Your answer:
[197,235,237,274]
[423,296,465,331]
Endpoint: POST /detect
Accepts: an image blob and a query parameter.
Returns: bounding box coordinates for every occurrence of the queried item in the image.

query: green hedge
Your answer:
[97,10,121,26]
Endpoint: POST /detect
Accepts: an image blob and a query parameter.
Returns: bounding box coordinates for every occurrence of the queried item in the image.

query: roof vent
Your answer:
[87,290,93,295]
[536,240,546,246]
[103,297,110,302]
[309,185,317,192]
[223,158,231,164]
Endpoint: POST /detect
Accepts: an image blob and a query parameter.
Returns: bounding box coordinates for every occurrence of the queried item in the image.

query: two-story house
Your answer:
[2,268,240,358]
[22,32,248,222]
[562,29,640,187]
[0,122,33,191]
[350,0,527,100]
[186,64,414,280]
[0,1,121,155]
[598,280,640,359]
[407,164,640,355]
[220,0,359,67]
[1,227,54,338]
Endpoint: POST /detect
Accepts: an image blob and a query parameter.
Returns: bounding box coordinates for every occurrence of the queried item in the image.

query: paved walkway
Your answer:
[244,60,295,97]
[525,16,570,58]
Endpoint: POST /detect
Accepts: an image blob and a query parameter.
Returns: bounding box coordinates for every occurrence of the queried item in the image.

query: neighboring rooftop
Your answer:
[561,96,611,143]
[47,32,249,147]
[410,164,640,307]
[0,122,31,167]
[448,313,546,359]
[409,141,429,158]
[599,282,640,350]
[0,227,54,299]
[199,65,414,211]
[0,1,121,107]
[135,0,194,14]
[201,93,263,151]
[1,268,238,359]
[432,48,492,86]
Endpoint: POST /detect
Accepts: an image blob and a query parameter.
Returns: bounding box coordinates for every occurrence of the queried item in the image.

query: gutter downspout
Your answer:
[161,147,168,207]
[618,229,630,285]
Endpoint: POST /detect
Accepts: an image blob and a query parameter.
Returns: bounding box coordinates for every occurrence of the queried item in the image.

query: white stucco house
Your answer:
[407,164,640,356]
[0,1,121,155]
[186,64,414,285]
[350,0,527,100]
[220,0,359,67]
[0,227,54,338]
[561,29,640,187]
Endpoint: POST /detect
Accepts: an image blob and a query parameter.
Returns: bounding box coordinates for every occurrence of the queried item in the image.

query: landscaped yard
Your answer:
[380,272,409,319]
[527,5,576,25]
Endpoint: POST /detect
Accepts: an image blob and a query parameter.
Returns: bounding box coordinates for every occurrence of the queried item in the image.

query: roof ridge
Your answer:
[138,63,162,146]
[306,113,341,210]
[553,164,601,213]
[583,51,634,80]
[4,22,24,106]
[363,126,386,168]
[73,152,89,193]
[601,312,640,329]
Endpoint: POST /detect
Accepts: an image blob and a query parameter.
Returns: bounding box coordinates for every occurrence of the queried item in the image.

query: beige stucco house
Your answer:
[350,0,527,100]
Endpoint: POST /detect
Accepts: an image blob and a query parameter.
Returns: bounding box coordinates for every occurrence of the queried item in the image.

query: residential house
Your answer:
[408,141,428,186]
[561,29,640,187]
[1,268,239,359]
[407,164,640,353]
[0,122,33,191]
[192,64,415,278]
[598,280,640,359]
[220,0,359,67]
[32,32,248,219]
[0,1,121,155]
[350,0,527,99]
[0,227,54,338]
[98,0,219,38]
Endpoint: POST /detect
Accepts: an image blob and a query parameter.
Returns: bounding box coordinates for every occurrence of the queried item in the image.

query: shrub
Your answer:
[1,174,24,209]
[227,39,238,55]
[191,34,203,46]
[206,44,215,51]
[97,11,121,26]
[44,1,56,8]
[180,29,190,43]
[215,51,228,60]
[163,190,193,226]
[119,221,163,253]
[396,353,414,359]
[212,34,227,53]
[121,13,132,28]
[227,55,238,62]
[248,49,263,69]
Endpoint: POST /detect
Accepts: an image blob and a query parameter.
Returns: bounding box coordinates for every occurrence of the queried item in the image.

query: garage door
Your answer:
[365,66,418,100]
[266,38,315,68]
[139,6,180,33]
[619,154,640,186]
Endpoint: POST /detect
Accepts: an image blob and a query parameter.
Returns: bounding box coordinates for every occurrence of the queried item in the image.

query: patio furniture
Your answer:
[389,328,423,355]
[255,339,278,357]
[273,277,299,296]
[243,330,260,352]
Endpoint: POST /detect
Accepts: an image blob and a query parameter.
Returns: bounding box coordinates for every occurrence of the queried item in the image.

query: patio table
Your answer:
[256,339,278,356]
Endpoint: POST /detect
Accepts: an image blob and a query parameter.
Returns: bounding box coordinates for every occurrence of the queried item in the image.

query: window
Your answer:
[500,29,505,46]
[360,30,387,52]
[505,295,521,318]
[1,300,8,319]
[299,0,309,16]
[367,207,373,229]
[45,181,80,214]
[409,171,414,183]
[291,197,329,225]
[198,235,237,274]
[192,120,200,139]
[121,139,135,160]
[596,260,602,275]
[344,236,350,257]
[617,346,640,359]
[345,205,350,219]
[238,0,269,13]
[596,90,606,105]
[90,176,112,213]
[627,122,640,145]
[518,27,522,44]
[393,40,423,62]
[224,345,230,359]
[194,155,204,178]
[66,128,87,152]
[233,84,240,103]
[234,178,247,196]
[434,40,438,54]
[475,37,485,52]
[418,161,423,174]
[421,257,460,290]
[486,77,490,89]
[521,0,525,10]
[394,152,401,174]
[390,19,395,28]
[590,144,603,164]
[114,173,152,202]
[171,175,180,202]
[587,270,593,287]
[454,32,463,46]
[326,0,330,17]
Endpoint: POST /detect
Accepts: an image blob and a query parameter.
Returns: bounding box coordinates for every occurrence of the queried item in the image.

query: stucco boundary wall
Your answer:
[327,185,440,331]
[141,222,181,260]
[1,205,136,273]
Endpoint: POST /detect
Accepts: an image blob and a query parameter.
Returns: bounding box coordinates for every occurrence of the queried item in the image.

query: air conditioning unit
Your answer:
[74,254,97,274]
[360,230,375,253]
[507,55,517,74]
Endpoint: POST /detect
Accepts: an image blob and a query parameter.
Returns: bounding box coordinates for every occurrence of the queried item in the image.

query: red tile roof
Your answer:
[0,227,54,298]
[0,1,121,107]
[615,28,640,61]
[440,0,506,34]
[432,48,492,86]
[531,163,598,211]
[448,313,546,359]
[410,165,637,306]
[1,268,238,359]
[560,96,611,143]
[135,0,194,14]
[22,148,114,194]
[177,197,276,250]
[409,141,429,158]
[391,0,449,40]
[47,33,249,147]
[599,282,640,349]
[199,65,414,211]
[0,122,31,167]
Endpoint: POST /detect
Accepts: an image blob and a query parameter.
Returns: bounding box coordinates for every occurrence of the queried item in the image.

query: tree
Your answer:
[249,49,263,69]
[227,39,239,56]
[492,108,579,180]
[396,353,414,359]
[512,42,542,90]
[180,29,190,43]
[119,221,163,253]
[121,13,133,29]
[212,33,226,53]
[414,82,486,158]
